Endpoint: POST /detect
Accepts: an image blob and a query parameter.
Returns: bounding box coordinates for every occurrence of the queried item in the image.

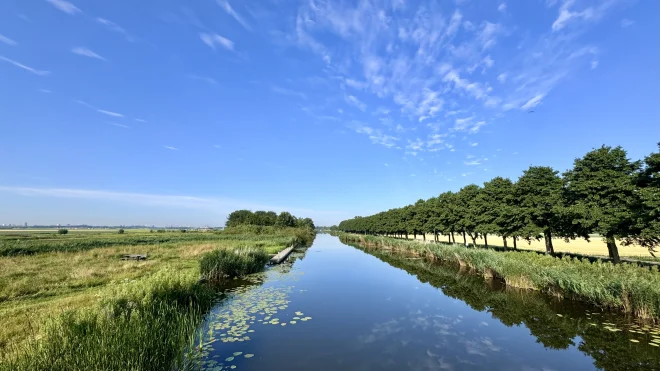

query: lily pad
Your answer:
[225,356,234,362]
[245,354,254,358]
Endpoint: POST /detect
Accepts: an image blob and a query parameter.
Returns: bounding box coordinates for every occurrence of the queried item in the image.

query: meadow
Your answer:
[340,233,660,320]
[0,227,313,369]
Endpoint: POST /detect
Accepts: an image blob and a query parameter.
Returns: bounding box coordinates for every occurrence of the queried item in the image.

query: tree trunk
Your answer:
[503,236,508,248]
[451,232,455,244]
[462,231,467,245]
[606,234,621,264]
[405,232,408,239]
[544,230,554,254]
[471,234,477,246]
[513,237,517,249]
[484,234,488,248]
[422,233,426,241]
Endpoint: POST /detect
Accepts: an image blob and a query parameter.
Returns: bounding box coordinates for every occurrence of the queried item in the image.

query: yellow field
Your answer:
[411,233,653,258]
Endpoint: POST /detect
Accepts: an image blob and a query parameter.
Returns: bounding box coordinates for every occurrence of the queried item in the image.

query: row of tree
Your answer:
[226,210,315,230]
[337,145,659,263]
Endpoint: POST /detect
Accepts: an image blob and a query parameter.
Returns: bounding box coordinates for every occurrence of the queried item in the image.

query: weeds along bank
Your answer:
[339,233,660,320]
[0,227,315,370]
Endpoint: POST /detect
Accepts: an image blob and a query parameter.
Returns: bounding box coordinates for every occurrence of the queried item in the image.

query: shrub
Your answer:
[200,247,269,281]
[57,229,68,235]
[180,229,187,233]
[118,229,125,234]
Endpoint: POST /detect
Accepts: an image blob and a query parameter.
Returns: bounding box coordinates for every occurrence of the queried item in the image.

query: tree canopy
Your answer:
[338,144,659,262]
[226,210,315,230]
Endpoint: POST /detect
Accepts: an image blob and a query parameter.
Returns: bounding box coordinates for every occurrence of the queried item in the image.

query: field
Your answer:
[0,228,309,355]
[408,233,654,258]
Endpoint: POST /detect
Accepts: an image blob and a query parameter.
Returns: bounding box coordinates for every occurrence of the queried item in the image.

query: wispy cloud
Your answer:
[591,60,599,69]
[521,93,545,110]
[0,34,17,46]
[0,56,50,76]
[97,109,124,118]
[0,186,345,220]
[620,18,634,28]
[189,74,218,85]
[345,95,366,111]
[551,0,616,32]
[109,122,129,129]
[498,3,507,12]
[216,0,251,31]
[71,47,106,61]
[164,146,179,151]
[200,33,234,51]
[75,100,125,118]
[38,89,52,93]
[96,18,136,42]
[45,0,81,15]
[271,86,307,100]
[349,123,398,148]
[134,118,147,123]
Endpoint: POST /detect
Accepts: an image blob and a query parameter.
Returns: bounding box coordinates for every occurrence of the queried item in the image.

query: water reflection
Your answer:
[354,243,660,371]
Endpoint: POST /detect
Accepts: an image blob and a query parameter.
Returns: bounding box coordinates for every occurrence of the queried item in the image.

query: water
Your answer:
[192,234,660,371]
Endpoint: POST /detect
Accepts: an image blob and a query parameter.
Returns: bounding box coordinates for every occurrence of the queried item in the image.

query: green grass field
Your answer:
[0,228,308,356]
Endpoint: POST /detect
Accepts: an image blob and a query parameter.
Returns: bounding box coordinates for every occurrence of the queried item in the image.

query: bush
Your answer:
[180,229,187,233]
[157,229,165,233]
[118,229,125,234]
[57,229,68,235]
[200,247,269,281]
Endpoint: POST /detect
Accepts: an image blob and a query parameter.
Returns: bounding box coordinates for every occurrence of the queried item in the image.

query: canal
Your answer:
[191,234,660,371]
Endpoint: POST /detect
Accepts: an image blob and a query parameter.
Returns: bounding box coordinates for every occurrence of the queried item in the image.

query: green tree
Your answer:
[456,185,481,246]
[57,228,68,235]
[516,166,566,254]
[477,177,514,248]
[276,211,297,227]
[226,210,255,227]
[626,144,660,255]
[564,146,641,263]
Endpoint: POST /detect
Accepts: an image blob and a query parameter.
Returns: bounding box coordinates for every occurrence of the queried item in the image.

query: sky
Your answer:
[0,0,658,227]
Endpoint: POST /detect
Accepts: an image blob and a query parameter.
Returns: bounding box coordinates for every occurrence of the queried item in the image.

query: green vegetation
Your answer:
[57,228,68,235]
[226,209,315,230]
[0,222,315,369]
[200,247,270,281]
[337,144,660,262]
[340,233,660,320]
[1,271,214,371]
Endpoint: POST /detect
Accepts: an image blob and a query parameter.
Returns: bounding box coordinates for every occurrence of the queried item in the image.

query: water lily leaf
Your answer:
[245,354,254,358]
[630,339,640,343]
[225,356,234,362]
[233,352,243,356]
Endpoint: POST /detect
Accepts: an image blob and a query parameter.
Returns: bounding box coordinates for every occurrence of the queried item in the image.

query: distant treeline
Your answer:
[337,144,660,263]
[226,210,315,230]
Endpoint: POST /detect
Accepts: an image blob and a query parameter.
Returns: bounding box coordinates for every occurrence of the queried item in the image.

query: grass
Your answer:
[340,233,660,320]
[200,247,270,281]
[0,227,313,362]
[1,270,214,371]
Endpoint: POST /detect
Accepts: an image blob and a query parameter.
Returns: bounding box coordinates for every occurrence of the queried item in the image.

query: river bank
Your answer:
[339,233,660,320]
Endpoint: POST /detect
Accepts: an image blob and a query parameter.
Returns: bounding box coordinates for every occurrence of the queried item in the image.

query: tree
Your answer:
[564,146,641,263]
[57,228,68,235]
[516,166,566,254]
[118,229,125,234]
[296,217,316,230]
[477,177,514,248]
[456,185,481,246]
[226,210,254,227]
[276,211,297,227]
[626,144,660,254]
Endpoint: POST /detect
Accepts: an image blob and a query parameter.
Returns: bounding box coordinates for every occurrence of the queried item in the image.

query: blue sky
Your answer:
[0,0,658,227]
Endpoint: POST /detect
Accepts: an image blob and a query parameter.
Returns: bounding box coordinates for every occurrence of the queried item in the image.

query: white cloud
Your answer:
[521,93,545,110]
[464,159,481,166]
[498,3,507,12]
[0,186,344,220]
[271,86,308,100]
[38,89,52,93]
[345,78,367,89]
[189,75,217,85]
[620,18,634,28]
[350,123,398,148]
[551,0,615,32]
[45,0,81,15]
[200,33,234,51]
[96,18,136,42]
[0,56,50,76]
[470,142,478,146]
[497,73,507,83]
[591,60,599,69]
[71,47,106,61]
[216,0,251,31]
[345,95,367,111]
[97,109,124,118]
[109,122,129,128]
[0,34,17,46]
[164,146,179,151]
[134,118,147,123]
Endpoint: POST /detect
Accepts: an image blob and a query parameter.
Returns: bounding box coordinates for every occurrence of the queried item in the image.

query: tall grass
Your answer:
[340,233,660,320]
[200,247,269,281]
[0,270,214,371]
